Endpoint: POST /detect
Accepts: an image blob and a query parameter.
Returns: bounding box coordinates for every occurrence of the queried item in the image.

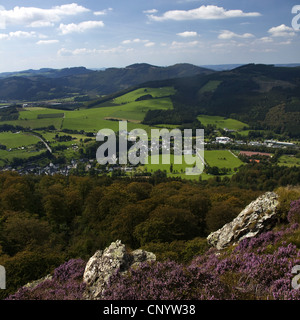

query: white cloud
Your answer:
[94,8,113,16]
[144,42,155,47]
[0,3,90,29]
[218,30,255,40]
[9,31,37,38]
[268,24,296,37]
[259,37,273,43]
[148,5,261,21]
[122,38,150,45]
[277,40,292,45]
[0,33,8,40]
[59,21,104,35]
[29,21,55,28]
[58,46,124,56]
[0,30,38,40]
[171,40,200,48]
[36,39,59,45]
[143,9,158,14]
[177,31,198,37]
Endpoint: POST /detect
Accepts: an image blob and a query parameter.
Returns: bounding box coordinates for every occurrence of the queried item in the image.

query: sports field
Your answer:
[205,150,243,169]
[137,150,243,180]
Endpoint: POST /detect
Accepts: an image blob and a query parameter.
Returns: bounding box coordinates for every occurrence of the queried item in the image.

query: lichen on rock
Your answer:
[83,240,156,299]
[207,192,279,250]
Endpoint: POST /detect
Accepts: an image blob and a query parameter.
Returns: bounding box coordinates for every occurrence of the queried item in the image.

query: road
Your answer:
[25,132,52,153]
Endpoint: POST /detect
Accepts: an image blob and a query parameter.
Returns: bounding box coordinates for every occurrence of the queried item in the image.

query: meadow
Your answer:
[278,155,300,167]
[0,132,40,148]
[198,80,222,94]
[0,149,44,166]
[112,87,176,104]
[2,87,175,133]
[197,115,248,131]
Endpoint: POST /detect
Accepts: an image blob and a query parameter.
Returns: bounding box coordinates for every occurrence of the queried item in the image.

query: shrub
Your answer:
[287,199,300,224]
[6,259,86,300]
[276,186,300,221]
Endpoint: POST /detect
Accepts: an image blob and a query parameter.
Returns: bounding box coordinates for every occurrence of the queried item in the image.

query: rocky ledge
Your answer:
[83,240,156,300]
[207,191,279,250]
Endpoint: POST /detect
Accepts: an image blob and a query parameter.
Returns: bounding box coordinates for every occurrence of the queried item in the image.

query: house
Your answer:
[216,137,231,144]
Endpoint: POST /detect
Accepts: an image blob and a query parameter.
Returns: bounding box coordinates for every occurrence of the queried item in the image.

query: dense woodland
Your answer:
[1,161,300,299]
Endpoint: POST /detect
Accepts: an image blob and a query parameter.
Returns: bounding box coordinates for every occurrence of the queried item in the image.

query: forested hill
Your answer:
[0,63,213,100]
[139,64,300,137]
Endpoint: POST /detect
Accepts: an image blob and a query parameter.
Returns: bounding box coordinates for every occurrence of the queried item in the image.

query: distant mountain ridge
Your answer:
[200,63,300,71]
[0,67,94,79]
[0,63,213,100]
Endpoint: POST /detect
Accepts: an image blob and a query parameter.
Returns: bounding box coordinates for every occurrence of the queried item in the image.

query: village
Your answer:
[1,133,298,177]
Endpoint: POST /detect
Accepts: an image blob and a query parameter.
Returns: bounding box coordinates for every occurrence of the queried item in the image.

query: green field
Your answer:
[278,155,300,167]
[205,150,244,169]
[137,150,243,180]
[197,115,248,131]
[0,132,40,148]
[198,80,222,94]
[62,93,173,132]
[112,87,176,104]
[0,149,44,166]
[19,107,65,120]
[1,87,175,133]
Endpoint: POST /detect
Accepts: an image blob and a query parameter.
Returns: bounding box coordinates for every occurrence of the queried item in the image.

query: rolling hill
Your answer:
[0,63,213,101]
[134,64,300,137]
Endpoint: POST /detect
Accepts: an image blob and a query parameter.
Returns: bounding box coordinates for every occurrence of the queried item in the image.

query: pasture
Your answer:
[278,155,300,167]
[1,87,175,133]
[112,87,176,104]
[197,115,248,131]
[0,131,40,148]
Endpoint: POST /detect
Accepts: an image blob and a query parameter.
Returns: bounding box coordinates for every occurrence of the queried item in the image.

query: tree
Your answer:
[206,197,243,233]
[1,212,51,256]
[110,204,150,248]
[42,184,67,227]
[134,205,199,245]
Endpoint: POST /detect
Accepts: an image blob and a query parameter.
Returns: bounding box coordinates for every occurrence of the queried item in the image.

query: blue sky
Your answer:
[0,0,299,72]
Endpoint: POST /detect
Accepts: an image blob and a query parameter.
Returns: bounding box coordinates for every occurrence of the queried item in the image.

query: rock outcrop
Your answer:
[207,192,279,250]
[83,240,156,300]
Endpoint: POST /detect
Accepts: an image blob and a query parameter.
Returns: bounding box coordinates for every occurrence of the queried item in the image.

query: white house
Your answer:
[216,137,231,144]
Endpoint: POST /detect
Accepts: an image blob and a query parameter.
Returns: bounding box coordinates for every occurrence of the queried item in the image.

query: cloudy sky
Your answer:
[0,0,299,72]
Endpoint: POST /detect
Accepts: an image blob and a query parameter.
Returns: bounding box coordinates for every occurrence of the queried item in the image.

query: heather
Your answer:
[102,228,300,300]
[7,259,86,300]
[103,201,300,300]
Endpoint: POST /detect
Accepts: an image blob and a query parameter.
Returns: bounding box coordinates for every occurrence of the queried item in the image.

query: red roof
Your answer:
[239,151,271,157]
